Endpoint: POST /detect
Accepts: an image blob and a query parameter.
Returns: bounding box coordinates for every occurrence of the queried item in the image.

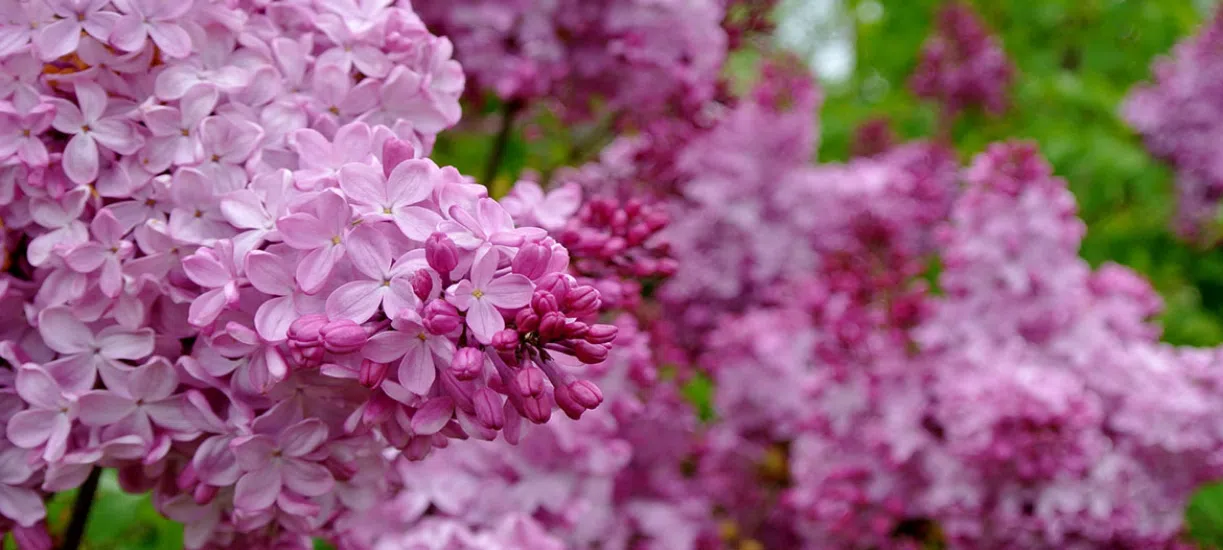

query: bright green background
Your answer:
[33,1,1223,548]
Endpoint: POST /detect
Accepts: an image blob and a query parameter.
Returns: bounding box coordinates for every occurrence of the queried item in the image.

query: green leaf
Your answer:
[1188,482,1223,547]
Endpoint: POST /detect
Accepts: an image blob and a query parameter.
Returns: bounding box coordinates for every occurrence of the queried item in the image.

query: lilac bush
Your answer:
[0,0,1219,549]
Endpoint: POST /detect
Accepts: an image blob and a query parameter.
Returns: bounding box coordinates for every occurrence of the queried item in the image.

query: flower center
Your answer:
[417,333,427,341]
[181,128,190,137]
[331,235,342,245]
[471,289,484,299]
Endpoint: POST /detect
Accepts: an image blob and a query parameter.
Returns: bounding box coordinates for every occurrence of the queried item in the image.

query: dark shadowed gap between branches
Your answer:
[60,467,102,550]
[483,99,525,186]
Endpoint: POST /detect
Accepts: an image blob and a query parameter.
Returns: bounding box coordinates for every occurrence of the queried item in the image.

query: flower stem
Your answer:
[60,467,102,550]
[483,99,525,187]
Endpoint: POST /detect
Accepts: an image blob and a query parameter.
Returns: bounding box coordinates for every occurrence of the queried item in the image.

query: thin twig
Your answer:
[60,467,102,550]
[482,100,525,186]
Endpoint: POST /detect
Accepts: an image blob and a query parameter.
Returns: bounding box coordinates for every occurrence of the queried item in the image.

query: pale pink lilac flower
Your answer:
[49,81,144,184]
[446,251,533,343]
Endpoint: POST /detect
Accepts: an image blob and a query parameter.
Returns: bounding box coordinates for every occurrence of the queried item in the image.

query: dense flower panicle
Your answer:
[910,1,1014,116]
[336,315,713,550]
[503,167,677,312]
[916,142,1223,549]
[0,0,623,546]
[1125,9,1223,244]
[850,117,898,159]
[660,62,823,335]
[415,0,730,123]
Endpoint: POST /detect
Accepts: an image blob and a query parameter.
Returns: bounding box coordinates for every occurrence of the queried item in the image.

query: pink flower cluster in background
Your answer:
[1126,9,1223,245]
[910,1,1014,117]
[414,0,731,123]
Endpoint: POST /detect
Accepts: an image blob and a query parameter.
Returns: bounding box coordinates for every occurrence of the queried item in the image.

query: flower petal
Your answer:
[233,469,282,512]
[465,299,504,345]
[282,459,334,497]
[97,327,154,360]
[397,342,436,395]
[280,419,328,457]
[38,308,93,355]
[77,391,137,426]
[295,244,344,295]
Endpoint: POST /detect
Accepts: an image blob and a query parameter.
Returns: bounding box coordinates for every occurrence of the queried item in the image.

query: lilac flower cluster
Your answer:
[683,136,1223,549]
[1125,9,1223,244]
[414,0,730,122]
[333,315,709,550]
[910,1,1014,116]
[0,0,621,547]
[0,0,1216,548]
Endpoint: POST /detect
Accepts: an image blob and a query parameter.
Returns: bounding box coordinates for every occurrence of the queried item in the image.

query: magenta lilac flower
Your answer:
[910,1,1014,117]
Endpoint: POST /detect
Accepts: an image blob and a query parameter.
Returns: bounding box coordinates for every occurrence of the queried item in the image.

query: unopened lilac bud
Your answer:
[521,394,552,423]
[423,300,462,334]
[193,483,219,505]
[564,321,589,339]
[539,311,568,341]
[512,242,551,279]
[567,380,603,409]
[657,258,678,277]
[359,359,389,388]
[514,309,539,333]
[491,329,519,352]
[320,319,368,354]
[565,285,600,315]
[534,272,571,302]
[624,198,643,217]
[472,388,505,430]
[176,463,199,491]
[601,237,628,257]
[382,137,416,177]
[403,436,433,461]
[585,324,618,344]
[573,341,609,364]
[626,223,652,245]
[516,367,546,397]
[324,456,358,482]
[643,211,668,231]
[288,314,329,346]
[531,291,559,314]
[450,347,484,380]
[12,525,51,550]
[553,384,586,420]
[425,232,458,273]
[411,269,433,300]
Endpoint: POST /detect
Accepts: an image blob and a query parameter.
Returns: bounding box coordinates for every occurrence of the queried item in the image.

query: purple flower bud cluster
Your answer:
[910,1,1015,116]
[1125,9,1223,245]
